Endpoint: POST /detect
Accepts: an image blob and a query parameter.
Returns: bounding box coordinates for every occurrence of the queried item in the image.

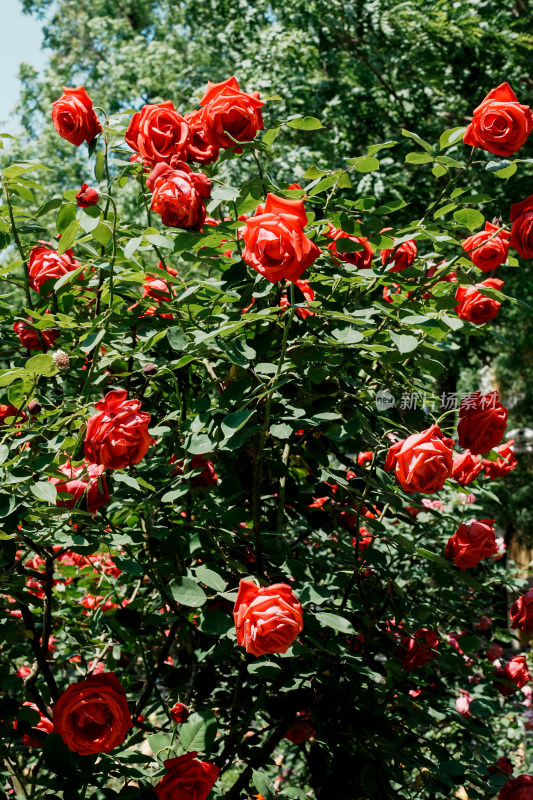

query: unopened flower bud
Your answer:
[143,362,158,377]
[28,400,42,415]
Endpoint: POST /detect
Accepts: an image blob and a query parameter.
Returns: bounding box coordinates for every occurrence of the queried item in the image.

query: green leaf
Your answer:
[252,769,275,800]
[30,481,57,504]
[56,203,76,234]
[8,379,33,407]
[124,236,142,259]
[0,493,16,517]
[114,472,141,492]
[389,332,418,353]
[80,329,106,354]
[347,156,380,173]
[221,410,254,438]
[169,576,207,607]
[58,220,79,254]
[94,152,105,182]
[179,711,217,752]
[270,423,292,439]
[453,208,485,231]
[0,445,9,466]
[405,152,434,164]
[401,129,433,152]
[166,327,188,351]
[195,565,226,592]
[286,116,324,130]
[247,661,283,680]
[25,353,57,376]
[367,140,397,156]
[54,265,84,290]
[315,612,357,635]
[262,127,281,145]
[494,161,517,180]
[439,127,466,150]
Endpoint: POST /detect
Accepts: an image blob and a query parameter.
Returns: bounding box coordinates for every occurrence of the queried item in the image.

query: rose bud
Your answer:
[143,362,158,377]
[76,184,99,208]
[170,702,189,724]
[463,82,533,157]
[28,400,42,415]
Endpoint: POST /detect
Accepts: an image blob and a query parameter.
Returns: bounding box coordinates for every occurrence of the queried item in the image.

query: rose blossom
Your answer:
[445,518,497,569]
[233,577,303,657]
[13,319,59,351]
[488,757,513,777]
[153,752,220,800]
[170,702,190,723]
[326,223,374,269]
[380,230,417,272]
[148,161,210,230]
[457,391,508,455]
[84,389,155,470]
[384,424,454,494]
[401,628,439,671]
[52,86,102,146]
[76,184,99,207]
[15,702,53,747]
[452,451,483,486]
[510,590,533,634]
[482,440,517,479]
[125,101,189,165]
[28,245,81,295]
[494,656,531,696]
[462,222,510,272]
[241,193,320,283]
[455,278,503,325]
[498,774,533,800]
[49,459,110,513]
[510,195,533,259]
[455,690,472,717]
[183,109,219,164]
[284,711,315,744]
[199,76,264,150]
[463,83,533,156]
[53,672,132,754]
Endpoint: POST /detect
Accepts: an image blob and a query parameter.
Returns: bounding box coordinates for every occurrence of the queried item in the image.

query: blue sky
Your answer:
[0,4,48,133]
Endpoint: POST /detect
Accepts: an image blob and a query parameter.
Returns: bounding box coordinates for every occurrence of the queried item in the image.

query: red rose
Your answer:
[499,775,533,800]
[0,405,26,425]
[15,702,53,748]
[170,702,190,724]
[488,757,513,777]
[326,223,374,269]
[383,283,404,303]
[148,161,210,230]
[234,577,303,657]
[455,278,503,324]
[510,195,533,259]
[358,451,373,466]
[241,193,320,283]
[445,518,497,569]
[284,711,315,744]
[457,391,508,455]
[384,424,454,494]
[50,459,110,513]
[171,454,218,488]
[13,319,59,351]
[199,76,264,150]
[463,83,533,156]
[401,628,439,671]
[153,752,220,800]
[125,102,189,166]
[380,230,417,272]
[184,109,220,164]
[53,672,132,755]
[462,222,510,272]
[494,656,531,697]
[52,86,102,146]
[279,278,315,319]
[84,389,155,470]
[76,184,99,207]
[510,589,533,634]
[451,451,483,486]
[28,245,81,295]
[482,439,517,479]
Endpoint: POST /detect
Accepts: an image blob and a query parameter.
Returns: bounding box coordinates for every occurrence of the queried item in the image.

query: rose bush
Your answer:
[0,76,531,800]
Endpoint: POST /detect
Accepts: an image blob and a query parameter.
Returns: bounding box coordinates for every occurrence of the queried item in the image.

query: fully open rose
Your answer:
[380,230,417,272]
[148,161,210,230]
[462,222,510,272]
[457,391,508,455]
[52,86,102,146]
[463,82,533,156]
[53,672,132,754]
[326,223,374,269]
[451,451,483,486]
[445,518,497,569]
[199,76,264,150]
[233,578,303,656]
[510,195,533,259]
[384,424,454,494]
[153,752,220,800]
[28,245,81,295]
[183,108,220,164]
[494,656,531,696]
[482,440,517,479]
[125,101,189,165]
[13,318,59,351]
[499,775,533,800]
[401,628,439,671]
[455,278,503,324]
[50,459,110,513]
[241,193,320,282]
[84,389,155,469]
